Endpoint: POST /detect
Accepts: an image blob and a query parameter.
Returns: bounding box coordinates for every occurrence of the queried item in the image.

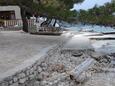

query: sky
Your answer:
[73,0,112,11]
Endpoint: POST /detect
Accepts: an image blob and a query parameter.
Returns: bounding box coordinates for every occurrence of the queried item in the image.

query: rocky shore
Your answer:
[31,49,115,86]
[27,31,115,86]
[0,31,115,86]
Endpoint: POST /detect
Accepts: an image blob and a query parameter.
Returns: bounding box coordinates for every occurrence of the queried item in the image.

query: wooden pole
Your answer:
[44,57,96,84]
[69,57,96,82]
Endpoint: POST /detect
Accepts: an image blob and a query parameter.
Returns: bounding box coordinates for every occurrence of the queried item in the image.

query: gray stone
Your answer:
[41,63,47,67]
[42,66,47,71]
[41,72,49,79]
[29,74,35,80]
[37,66,42,73]
[34,81,40,86]
[13,77,18,82]
[18,73,26,79]
[33,65,37,71]
[19,78,26,84]
[9,80,13,85]
[58,82,67,86]
[26,70,30,76]
[0,82,8,86]
[37,74,43,80]
[10,82,19,86]
[33,71,37,76]
[29,68,34,74]
[4,76,12,82]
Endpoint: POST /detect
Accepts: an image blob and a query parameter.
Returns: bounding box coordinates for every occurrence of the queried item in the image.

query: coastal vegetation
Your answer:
[78,2,115,27]
[0,0,114,32]
[0,0,84,32]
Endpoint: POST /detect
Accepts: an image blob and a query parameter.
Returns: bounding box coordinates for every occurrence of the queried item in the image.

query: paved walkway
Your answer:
[0,31,61,74]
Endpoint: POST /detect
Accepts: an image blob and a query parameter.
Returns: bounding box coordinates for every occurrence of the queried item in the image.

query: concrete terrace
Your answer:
[0,31,61,74]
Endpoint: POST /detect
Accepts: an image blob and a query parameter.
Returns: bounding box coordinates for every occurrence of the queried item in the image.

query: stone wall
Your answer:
[0,45,61,86]
[0,6,22,19]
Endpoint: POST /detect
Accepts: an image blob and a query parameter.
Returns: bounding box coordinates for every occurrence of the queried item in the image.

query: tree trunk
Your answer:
[20,7,28,32]
[43,58,96,85]
[70,57,95,81]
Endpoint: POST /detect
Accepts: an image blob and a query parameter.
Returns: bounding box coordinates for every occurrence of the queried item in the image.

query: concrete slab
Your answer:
[0,31,61,74]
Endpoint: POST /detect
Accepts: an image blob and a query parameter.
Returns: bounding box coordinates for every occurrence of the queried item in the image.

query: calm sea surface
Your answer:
[66,24,115,33]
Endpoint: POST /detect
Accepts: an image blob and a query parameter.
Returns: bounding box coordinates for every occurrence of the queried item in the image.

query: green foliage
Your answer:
[36,0,83,21]
[78,2,115,26]
[0,0,83,21]
[0,0,84,31]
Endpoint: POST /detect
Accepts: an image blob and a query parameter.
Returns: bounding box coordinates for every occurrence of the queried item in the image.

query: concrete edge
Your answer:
[0,44,57,82]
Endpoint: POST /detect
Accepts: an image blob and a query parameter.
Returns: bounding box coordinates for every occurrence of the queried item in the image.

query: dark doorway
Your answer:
[0,11,15,20]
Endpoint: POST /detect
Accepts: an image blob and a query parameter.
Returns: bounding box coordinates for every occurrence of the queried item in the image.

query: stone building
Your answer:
[0,6,22,27]
[0,6,21,20]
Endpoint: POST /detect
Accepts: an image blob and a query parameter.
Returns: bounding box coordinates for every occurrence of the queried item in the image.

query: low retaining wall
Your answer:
[0,45,61,86]
[0,27,22,31]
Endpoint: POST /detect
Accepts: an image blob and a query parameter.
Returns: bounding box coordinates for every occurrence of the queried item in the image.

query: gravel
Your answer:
[1,31,115,86]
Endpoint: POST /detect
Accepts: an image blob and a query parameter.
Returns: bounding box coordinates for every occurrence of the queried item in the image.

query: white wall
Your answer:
[0,6,22,19]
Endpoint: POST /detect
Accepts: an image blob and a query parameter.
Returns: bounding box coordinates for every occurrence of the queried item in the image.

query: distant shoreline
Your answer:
[80,23,115,28]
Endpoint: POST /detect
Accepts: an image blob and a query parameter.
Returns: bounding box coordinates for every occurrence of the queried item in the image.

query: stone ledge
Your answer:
[0,44,59,86]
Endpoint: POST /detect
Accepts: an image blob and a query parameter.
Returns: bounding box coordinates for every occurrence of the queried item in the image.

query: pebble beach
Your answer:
[0,31,115,86]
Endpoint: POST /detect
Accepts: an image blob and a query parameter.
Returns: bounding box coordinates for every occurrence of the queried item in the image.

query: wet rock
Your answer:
[72,52,83,57]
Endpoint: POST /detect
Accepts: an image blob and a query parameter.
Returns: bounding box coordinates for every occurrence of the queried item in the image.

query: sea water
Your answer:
[66,24,115,33]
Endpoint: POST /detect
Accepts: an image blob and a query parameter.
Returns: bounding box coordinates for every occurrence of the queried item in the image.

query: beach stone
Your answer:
[34,81,40,86]
[29,74,35,80]
[18,73,26,79]
[37,66,42,73]
[1,82,8,86]
[19,78,26,84]
[37,74,43,81]
[26,70,30,76]
[9,80,13,85]
[49,64,65,72]
[40,72,49,79]
[13,77,18,82]
[72,53,83,57]
[33,66,37,71]
[29,68,34,74]
[10,82,19,86]
[41,63,47,67]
